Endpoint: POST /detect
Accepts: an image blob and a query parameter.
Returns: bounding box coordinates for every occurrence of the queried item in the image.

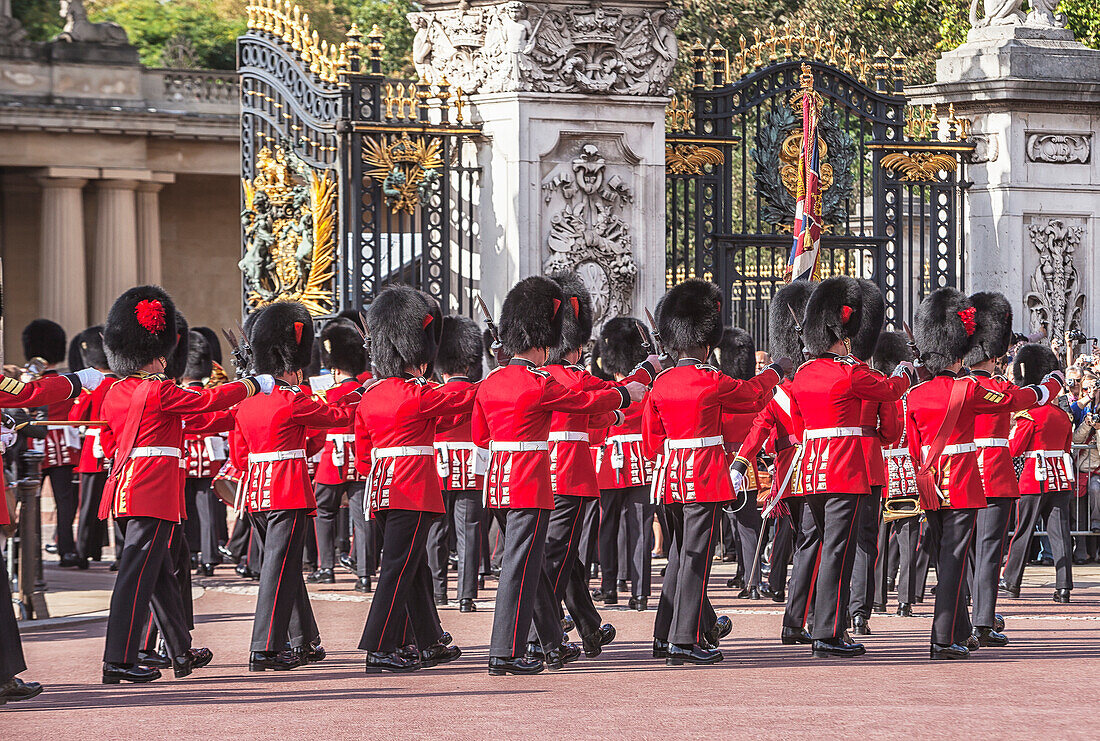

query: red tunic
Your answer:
[643,360,781,505]
[472,359,630,510]
[233,382,358,513]
[314,378,368,485]
[860,396,902,489]
[972,371,1023,499]
[736,381,803,501]
[32,370,81,468]
[71,374,119,474]
[354,375,476,514]
[722,409,765,490]
[905,372,1059,509]
[100,375,259,522]
[434,377,484,492]
[595,400,652,490]
[180,381,228,479]
[791,355,910,496]
[1010,403,1074,495]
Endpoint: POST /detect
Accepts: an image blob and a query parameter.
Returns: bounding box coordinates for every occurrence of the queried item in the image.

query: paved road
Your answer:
[5,560,1100,739]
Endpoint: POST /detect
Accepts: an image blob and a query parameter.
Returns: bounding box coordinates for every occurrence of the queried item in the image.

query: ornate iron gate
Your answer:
[666,27,973,345]
[238,1,481,319]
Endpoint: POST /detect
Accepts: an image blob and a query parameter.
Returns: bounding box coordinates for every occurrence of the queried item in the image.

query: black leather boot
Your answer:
[973,627,1009,647]
[173,647,214,678]
[544,642,581,670]
[811,638,866,658]
[0,677,45,704]
[365,650,419,673]
[666,643,723,666]
[459,597,476,612]
[102,663,162,684]
[488,656,544,676]
[781,626,813,645]
[581,623,616,658]
[930,642,970,660]
[420,642,462,668]
[249,650,302,672]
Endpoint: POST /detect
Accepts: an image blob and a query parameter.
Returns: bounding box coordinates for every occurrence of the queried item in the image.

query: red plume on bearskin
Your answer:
[964,292,1013,366]
[103,286,178,376]
[913,287,974,374]
[248,301,314,375]
[365,285,442,379]
[547,272,594,363]
[135,299,167,334]
[802,277,863,358]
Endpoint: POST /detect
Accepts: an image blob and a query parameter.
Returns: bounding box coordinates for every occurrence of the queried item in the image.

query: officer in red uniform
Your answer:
[1,366,98,705]
[644,279,786,666]
[907,289,1063,659]
[715,326,768,598]
[429,315,485,612]
[99,286,267,684]
[70,326,119,567]
[310,320,370,587]
[593,317,657,610]
[790,277,912,659]
[1001,343,1075,604]
[21,319,83,567]
[964,292,1019,645]
[355,286,471,673]
[734,281,811,642]
[233,301,356,672]
[474,276,637,676]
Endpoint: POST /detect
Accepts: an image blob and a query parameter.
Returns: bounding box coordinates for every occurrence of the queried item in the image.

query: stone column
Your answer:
[92,178,139,320]
[135,181,164,285]
[413,0,678,325]
[36,173,91,334]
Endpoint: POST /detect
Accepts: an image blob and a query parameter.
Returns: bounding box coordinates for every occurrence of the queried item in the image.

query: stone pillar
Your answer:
[92,178,139,320]
[36,172,91,334]
[135,181,164,285]
[413,0,679,324]
[913,18,1100,338]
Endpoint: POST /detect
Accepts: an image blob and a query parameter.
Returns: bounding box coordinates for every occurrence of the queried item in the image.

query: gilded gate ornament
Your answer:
[362,132,444,215]
[240,144,336,315]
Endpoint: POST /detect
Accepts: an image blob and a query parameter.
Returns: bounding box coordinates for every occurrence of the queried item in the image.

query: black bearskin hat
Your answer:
[78,325,108,370]
[22,318,66,363]
[803,277,863,358]
[768,280,814,376]
[656,279,724,354]
[164,313,190,381]
[714,327,756,381]
[850,279,885,362]
[103,286,179,377]
[964,292,1013,367]
[500,276,565,354]
[366,285,443,379]
[596,317,648,379]
[913,288,975,375]
[1012,343,1062,387]
[437,315,484,381]
[872,331,912,376]
[183,330,213,381]
[320,320,367,377]
[249,301,315,375]
[67,335,85,373]
[193,326,223,365]
[548,272,594,361]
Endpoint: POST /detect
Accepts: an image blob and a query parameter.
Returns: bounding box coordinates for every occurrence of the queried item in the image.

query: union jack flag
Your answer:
[784,83,823,283]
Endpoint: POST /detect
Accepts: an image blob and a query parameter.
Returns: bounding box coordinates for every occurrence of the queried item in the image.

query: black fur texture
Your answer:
[1012,343,1063,387]
[103,286,178,377]
[964,292,1013,366]
[596,316,648,379]
[849,279,885,362]
[365,285,442,379]
[714,326,756,380]
[768,280,814,376]
[164,313,190,382]
[193,326,223,364]
[22,318,66,363]
[78,325,108,370]
[67,335,85,373]
[656,279,724,353]
[872,331,912,376]
[913,287,973,375]
[802,277,862,358]
[249,301,315,376]
[499,276,565,354]
[548,272,594,361]
[320,320,367,377]
[437,315,483,380]
[183,329,213,381]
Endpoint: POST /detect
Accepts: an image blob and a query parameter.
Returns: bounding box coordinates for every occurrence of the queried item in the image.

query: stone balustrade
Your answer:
[144,69,239,114]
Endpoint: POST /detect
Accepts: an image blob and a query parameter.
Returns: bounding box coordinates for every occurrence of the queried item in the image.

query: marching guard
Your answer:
[907,288,1063,659]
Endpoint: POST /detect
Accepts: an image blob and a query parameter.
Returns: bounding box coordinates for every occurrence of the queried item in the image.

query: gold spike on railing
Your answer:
[453,87,465,124]
[366,24,385,75]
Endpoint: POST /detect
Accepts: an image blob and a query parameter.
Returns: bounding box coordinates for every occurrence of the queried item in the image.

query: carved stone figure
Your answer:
[969,0,1025,28]
[57,0,130,45]
[1025,0,1068,29]
[1024,217,1086,339]
[0,0,27,44]
[410,13,434,82]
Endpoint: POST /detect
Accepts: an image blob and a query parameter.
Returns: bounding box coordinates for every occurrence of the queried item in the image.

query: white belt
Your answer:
[606,434,644,445]
[434,441,478,451]
[883,448,910,459]
[803,427,864,440]
[549,431,590,443]
[372,445,434,460]
[327,433,355,442]
[1028,450,1066,459]
[130,446,182,458]
[665,435,724,451]
[47,424,69,431]
[490,441,549,453]
[922,443,977,456]
[975,438,1009,449]
[249,449,306,463]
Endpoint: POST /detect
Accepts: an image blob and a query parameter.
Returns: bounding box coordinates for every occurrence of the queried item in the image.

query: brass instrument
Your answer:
[21,356,48,381]
[882,495,924,523]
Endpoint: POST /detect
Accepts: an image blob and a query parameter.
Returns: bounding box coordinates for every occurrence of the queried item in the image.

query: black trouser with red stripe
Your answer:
[971,497,1014,629]
[1002,491,1074,590]
[77,471,109,561]
[104,517,191,664]
[925,507,977,646]
[654,501,721,645]
[313,482,347,571]
[45,465,78,557]
[804,493,860,642]
[782,498,819,631]
[359,509,438,653]
[0,549,26,681]
[141,523,195,653]
[251,509,318,653]
[849,489,882,620]
[489,507,562,658]
[426,491,457,598]
[530,494,602,642]
[449,490,483,600]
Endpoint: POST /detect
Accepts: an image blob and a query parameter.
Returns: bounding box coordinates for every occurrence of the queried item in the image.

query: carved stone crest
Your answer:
[541,141,636,324]
[1024,216,1086,339]
[967,134,998,164]
[1025,133,1090,164]
[410,2,681,96]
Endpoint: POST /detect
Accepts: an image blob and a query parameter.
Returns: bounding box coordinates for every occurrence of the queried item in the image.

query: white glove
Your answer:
[255,374,276,394]
[76,367,105,391]
[729,466,746,494]
[0,427,15,453]
[1043,369,1066,389]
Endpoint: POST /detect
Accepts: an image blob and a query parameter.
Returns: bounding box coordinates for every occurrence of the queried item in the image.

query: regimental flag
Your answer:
[784,83,823,283]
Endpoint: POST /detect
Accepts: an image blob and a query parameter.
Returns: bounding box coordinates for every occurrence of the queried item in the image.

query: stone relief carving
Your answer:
[541,142,637,324]
[409,2,681,96]
[968,0,1067,29]
[1026,133,1090,164]
[1025,0,1068,29]
[57,0,130,45]
[1024,216,1086,339]
[967,134,998,164]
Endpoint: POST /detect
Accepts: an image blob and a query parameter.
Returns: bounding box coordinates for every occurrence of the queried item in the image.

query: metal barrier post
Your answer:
[16,449,47,619]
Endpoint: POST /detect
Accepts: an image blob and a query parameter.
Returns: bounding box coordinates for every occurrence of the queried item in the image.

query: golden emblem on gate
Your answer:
[362,132,444,215]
